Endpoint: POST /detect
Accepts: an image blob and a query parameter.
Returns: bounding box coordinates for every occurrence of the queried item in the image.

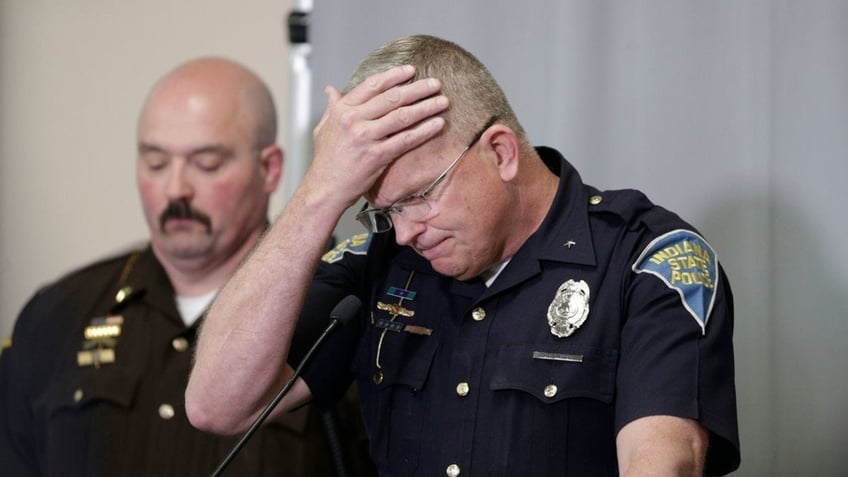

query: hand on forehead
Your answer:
[307,65,450,209]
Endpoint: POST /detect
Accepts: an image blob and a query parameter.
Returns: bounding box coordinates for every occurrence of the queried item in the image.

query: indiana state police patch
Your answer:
[321,232,372,264]
[632,229,719,334]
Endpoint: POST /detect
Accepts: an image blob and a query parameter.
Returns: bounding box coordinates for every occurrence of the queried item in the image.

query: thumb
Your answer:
[314,85,343,133]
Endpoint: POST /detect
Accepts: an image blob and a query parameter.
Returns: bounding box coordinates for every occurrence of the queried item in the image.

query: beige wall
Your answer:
[1,0,295,340]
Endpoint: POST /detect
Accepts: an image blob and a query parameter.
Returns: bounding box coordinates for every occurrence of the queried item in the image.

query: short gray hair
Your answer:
[345,35,528,148]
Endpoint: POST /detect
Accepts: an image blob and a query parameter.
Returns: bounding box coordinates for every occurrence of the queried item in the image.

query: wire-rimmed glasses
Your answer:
[356,116,498,233]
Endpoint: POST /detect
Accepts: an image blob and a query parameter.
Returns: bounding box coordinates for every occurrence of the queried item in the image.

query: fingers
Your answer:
[342,64,417,106]
[306,65,449,206]
[340,65,447,137]
[369,86,447,141]
[374,107,446,160]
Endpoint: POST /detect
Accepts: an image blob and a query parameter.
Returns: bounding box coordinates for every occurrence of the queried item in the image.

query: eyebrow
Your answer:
[137,142,166,155]
[137,142,233,157]
[186,145,235,162]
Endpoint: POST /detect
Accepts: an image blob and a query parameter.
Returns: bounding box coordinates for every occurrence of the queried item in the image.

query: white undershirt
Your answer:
[480,259,511,287]
[175,290,217,326]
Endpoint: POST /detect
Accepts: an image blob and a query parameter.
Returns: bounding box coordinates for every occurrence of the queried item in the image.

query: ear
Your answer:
[258,144,284,193]
[483,125,520,182]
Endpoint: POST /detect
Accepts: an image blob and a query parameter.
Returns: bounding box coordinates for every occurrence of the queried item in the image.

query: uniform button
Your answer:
[456,382,470,397]
[471,307,486,321]
[446,463,461,477]
[73,388,84,403]
[589,195,603,205]
[171,337,189,352]
[544,384,558,398]
[373,370,384,384]
[158,403,175,420]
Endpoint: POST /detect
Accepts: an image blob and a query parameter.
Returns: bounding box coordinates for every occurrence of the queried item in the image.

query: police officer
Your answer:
[188,36,740,476]
[0,57,373,476]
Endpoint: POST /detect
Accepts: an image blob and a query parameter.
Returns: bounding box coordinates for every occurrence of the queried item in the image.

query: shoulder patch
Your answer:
[632,229,719,334]
[321,232,372,264]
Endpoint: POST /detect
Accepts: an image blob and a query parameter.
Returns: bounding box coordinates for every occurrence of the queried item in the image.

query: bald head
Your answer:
[139,57,277,150]
[135,58,283,290]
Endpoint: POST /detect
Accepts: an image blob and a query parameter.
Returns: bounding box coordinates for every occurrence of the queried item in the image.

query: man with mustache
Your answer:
[0,57,373,476]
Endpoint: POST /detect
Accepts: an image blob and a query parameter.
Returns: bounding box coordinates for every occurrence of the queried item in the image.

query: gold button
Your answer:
[171,337,189,352]
[456,382,470,397]
[544,384,558,398]
[589,195,603,205]
[158,403,175,420]
[471,307,486,321]
[446,463,461,477]
[73,388,84,403]
[115,286,133,303]
[373,370,383,385]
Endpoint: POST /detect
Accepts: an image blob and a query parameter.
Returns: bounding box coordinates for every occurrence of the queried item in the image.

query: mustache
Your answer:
[158,199,212,233]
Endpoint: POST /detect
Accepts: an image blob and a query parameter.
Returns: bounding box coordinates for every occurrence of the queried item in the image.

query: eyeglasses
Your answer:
[356,116,498,233]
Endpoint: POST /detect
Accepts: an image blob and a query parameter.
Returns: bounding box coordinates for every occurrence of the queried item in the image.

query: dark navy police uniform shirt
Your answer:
[303,147,740,476]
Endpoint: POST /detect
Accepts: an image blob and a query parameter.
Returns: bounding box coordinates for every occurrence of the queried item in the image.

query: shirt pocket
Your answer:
[485,343,619,475]
[354,325,439,476]
[42,365,142,474]
[490,343,617,403]
[46,364,141,416]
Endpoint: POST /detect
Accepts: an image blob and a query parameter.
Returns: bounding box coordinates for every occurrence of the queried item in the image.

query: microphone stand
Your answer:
[210,295,360,477]
[283,0,312,203]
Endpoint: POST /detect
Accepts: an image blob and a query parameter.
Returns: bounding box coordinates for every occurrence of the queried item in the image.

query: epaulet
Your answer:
[31,245,147,300]
[321,233,372,264]
[586,188,655,225]
[2,337,11,351]
[58,243,148,279]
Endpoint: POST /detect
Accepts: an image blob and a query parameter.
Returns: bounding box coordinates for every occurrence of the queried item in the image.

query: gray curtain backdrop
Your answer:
[309,1,847,475]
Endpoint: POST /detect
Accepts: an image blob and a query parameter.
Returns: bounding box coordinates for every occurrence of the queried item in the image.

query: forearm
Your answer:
[186,64,447,434]
[617,415,708,477]
[186,183,345,433]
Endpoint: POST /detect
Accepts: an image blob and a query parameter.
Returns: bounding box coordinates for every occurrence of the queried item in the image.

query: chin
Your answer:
[430,260,472,281]
[155,239,213,262]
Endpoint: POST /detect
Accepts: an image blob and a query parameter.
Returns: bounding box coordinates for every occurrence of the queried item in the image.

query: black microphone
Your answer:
[210,295,362,477]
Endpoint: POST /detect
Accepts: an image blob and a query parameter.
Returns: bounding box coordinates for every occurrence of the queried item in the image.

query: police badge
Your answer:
[547,279,590,338]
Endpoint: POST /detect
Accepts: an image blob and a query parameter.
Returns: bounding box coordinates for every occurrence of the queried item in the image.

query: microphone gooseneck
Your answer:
[329,294,361,326]
[210,295,362,477]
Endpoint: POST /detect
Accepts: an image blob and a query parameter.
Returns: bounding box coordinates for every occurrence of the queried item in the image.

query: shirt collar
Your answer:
[528,146,597,267]
[115,246,183,323]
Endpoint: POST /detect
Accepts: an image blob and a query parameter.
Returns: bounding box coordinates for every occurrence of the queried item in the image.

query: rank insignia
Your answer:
[632,229,718,334]
[547,279,591,338]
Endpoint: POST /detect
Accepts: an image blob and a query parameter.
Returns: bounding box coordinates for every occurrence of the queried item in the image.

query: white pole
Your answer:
[284,0,313,202]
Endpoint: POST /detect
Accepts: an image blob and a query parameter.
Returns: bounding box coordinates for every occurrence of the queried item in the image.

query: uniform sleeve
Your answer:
[298,239,371,411]
[616,234,740,475]
[0,292,51,477]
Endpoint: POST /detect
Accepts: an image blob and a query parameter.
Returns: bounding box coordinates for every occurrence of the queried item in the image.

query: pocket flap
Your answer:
[47,366,141,414]
[490,343,617,404]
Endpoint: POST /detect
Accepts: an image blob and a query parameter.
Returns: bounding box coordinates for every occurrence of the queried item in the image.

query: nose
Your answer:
[165,162,194,200]
[391,214,427,246]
